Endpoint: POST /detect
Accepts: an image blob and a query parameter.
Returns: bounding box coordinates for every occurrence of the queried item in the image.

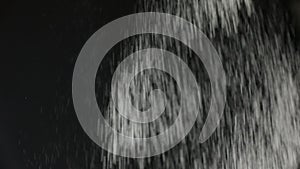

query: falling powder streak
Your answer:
[24,0,300,168]
[98,0,300,168]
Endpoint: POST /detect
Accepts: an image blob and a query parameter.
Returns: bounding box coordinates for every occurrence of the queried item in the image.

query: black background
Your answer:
[0,0,137,168]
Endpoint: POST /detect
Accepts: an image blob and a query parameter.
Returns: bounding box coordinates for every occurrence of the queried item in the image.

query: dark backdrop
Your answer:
[0,0,136,168]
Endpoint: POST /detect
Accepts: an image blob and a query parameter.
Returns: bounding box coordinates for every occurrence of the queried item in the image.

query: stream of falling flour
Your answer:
[26,0,300,168]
